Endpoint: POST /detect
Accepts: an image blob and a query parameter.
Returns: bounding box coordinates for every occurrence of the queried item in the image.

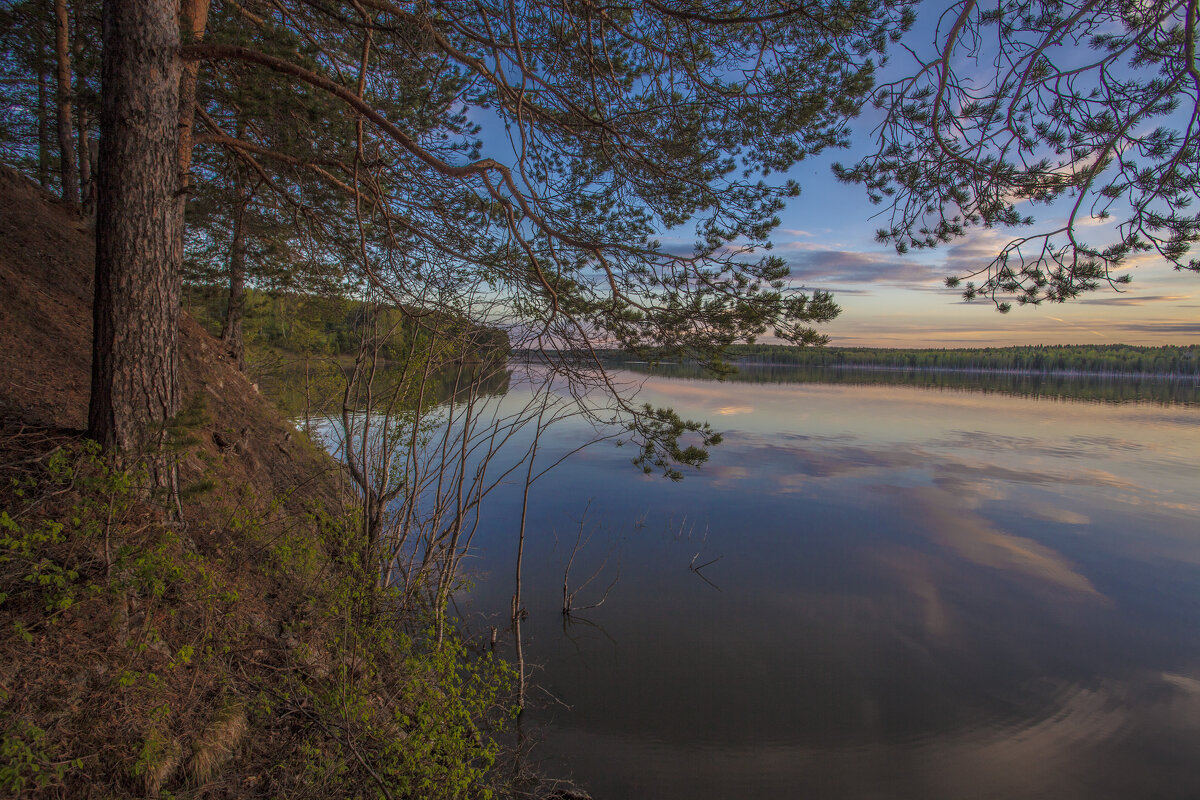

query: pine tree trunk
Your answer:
[37,62,51,189]
[77,106,93,214]
[73,0,92,214]
[54,0,79,205]
[89,0,182,464]
[221,178,248,372]
[176,0,209,195]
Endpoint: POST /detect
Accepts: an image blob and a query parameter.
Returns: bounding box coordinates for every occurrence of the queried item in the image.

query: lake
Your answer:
[345,363,1200,799]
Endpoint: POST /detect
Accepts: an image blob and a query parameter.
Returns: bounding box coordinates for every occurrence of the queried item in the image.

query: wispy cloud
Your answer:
[777,244,945,286]
[793,286,875,296]
[1045,315,1110,340]
[1109,322,1200,334]
[1079,294,1191,306]
[940,229,1023,275]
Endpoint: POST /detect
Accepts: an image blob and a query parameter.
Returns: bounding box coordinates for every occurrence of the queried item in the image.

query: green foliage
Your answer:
[0,441,123,619]
[0,512,78,614]
[381,633,512,799]
[262,511,515,800]
[131,727,176,780]
[632,405,723,481]
[185,285,357,357]
[165,393,210,452]
[0,442,518,798]
[184,284,509,363]
[0,720,78,795]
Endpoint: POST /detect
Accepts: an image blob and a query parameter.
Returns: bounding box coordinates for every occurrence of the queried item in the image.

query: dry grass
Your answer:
[187,702,248,785]
[139,730,182,796]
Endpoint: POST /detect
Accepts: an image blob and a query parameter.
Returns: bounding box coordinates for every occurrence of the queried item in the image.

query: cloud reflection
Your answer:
[703,425,1118,596]
[511,374,1200,800]
[714,405,754,416]
[900,486,1102,598]
[711,429,1141,498]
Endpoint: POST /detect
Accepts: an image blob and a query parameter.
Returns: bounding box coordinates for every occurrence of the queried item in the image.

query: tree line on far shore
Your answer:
[578,344,1200,377]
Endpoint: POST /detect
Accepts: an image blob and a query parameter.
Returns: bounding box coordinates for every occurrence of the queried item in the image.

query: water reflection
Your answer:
[441,368,1200,798]
[595,359,1200,406]
[254,357,513,418]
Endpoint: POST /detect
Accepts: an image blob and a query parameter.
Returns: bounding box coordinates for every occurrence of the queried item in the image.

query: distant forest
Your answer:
[184,292,1195,379]
[184,284,509,362]
[574,344,1200,377]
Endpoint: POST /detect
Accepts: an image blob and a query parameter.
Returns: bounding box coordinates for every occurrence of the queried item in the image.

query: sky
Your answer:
[470,3,1199,349]
[760,7,1200,349]
[769,146,1199,349]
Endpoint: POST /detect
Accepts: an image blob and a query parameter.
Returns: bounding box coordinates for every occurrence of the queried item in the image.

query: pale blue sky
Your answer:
[772,130,1200,348]
[474,4,1198,348]
[767,5,1199,348]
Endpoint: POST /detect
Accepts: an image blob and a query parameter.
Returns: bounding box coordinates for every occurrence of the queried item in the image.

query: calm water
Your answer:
[419,366,1200,798]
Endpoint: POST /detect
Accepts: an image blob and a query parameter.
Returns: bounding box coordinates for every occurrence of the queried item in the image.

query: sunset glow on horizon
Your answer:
[769,155,1199,349]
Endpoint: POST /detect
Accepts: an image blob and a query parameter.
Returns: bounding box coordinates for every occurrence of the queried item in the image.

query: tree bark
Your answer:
[77,105,93,214]
[54,0,79,204]
[89,0,183,463]
[73,0,93,214]
[176,0,210,194]
[37,64,51,189]
[221,173,248,371]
